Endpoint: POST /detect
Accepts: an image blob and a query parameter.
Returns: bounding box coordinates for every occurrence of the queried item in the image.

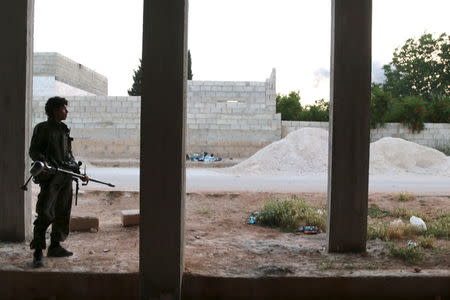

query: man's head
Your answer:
[45,96,68,121]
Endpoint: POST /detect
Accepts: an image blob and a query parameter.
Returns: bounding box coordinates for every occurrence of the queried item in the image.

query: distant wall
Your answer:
[33,52,108,96]
[32,96,140,159]
[32,70,282,159]
[281,121,450,149]
[186,69,281,157]
[32,69,449,160]
[33,76,96,97]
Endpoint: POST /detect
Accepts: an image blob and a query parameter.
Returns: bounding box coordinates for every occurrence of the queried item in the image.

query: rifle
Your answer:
[21,161,115,192]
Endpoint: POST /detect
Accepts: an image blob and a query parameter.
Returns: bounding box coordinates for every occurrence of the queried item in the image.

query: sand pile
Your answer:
[225,128,329,175]
[369,137,450,175]
[223,128,450,176]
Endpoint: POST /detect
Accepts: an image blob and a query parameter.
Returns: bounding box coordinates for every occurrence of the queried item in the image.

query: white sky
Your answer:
[34,0,449,104]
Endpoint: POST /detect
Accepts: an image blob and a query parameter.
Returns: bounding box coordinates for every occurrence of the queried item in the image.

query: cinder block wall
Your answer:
[32,96,141,159]
[186,69,281,157]
[282,121,450,149]
[32,70,448,160]
[33,53,108,96]
[31,70,282,159]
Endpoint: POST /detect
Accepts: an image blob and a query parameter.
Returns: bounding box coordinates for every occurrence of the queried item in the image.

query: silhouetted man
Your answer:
[29,96,87,268]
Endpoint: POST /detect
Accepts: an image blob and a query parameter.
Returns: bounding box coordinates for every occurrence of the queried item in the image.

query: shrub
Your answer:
[399,96,427,132]
[299,99,329,121]
[370,84,392,128]
[276,91,302,121]
[257,196,326,231]
[425,96,450,123]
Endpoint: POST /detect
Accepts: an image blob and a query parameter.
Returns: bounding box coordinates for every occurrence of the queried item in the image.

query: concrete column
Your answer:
[327,0,372,252]
[0,0,34,241]
[140,0,188,299]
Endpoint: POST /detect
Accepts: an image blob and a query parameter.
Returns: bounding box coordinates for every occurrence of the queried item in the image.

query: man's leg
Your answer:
[48,176,73,257]
[30,181,57,267]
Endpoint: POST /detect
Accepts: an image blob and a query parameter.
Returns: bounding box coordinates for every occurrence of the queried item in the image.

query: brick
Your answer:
[121,209,140,227]
[70,214,99,232]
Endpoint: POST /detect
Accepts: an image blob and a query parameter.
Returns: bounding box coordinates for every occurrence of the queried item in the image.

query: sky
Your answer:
[34,0,449,104]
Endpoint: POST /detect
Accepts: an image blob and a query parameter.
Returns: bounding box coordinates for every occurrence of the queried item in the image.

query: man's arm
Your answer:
[29,124,47,162]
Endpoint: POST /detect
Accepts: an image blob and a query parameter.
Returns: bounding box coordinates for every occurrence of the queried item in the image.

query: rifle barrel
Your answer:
[54,167,115,187]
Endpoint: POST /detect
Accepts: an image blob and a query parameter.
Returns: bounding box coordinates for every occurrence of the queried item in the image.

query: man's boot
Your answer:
[33,249,44,268]
[47,241,73,257]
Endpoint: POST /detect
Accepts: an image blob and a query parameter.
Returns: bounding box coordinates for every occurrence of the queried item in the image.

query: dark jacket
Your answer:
[29,119,78,171]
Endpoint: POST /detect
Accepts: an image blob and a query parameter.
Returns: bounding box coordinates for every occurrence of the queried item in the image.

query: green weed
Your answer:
[425,213,449,239]
[257,196,326,232]
[368,205,390,218]
[388,244,424,264]
[394,192,416,202]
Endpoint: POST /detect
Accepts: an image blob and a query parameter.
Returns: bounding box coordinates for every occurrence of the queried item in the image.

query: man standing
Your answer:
[29,96,87,268]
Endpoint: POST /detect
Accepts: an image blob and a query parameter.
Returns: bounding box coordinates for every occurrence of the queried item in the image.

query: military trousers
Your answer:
[30,173,73,250]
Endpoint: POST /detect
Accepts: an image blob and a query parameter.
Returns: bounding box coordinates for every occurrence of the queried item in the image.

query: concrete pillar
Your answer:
[140,0,188,299]
[0,0,34,241]
[327,0,372,252]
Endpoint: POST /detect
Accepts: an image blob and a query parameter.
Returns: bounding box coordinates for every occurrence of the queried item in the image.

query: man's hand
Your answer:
[81,175,89,183]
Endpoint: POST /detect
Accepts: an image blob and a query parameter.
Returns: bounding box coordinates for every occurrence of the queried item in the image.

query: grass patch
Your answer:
[388,244,424,264]
[318,258,335,270]
[368,219,421,241]
[368,204,390,218]
[196,209,211,215]
[364,264,379,270]
[257,196,326,232]
[386,223,421,240]
[367,219,388,240]
[389,207,413,219]
[394,192,416,202]
[425,213,449,239]
[417,236,435,249]
[343,263,355,270]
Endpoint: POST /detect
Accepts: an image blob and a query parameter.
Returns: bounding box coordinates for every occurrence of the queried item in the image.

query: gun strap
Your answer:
[74,178,79,206]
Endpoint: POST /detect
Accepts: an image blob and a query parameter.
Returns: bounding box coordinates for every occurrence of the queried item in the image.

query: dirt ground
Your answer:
[0,190,448,276]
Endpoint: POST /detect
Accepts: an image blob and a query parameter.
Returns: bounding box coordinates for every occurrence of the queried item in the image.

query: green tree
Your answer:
[128,59,142,96]
[370,83,392,128]
[128,50,193,96]
[276,91,302,121]
[299,99,329,121]
[383,33,449,99]
[188,50,193,80]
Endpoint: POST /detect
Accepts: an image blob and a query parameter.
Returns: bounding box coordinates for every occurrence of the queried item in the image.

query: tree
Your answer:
[382,33,449,100]
[188,50,193,80]
[276,91,302,120]
[128,59,142,96]
[299,99,329,122]
[370,83,392,128]
[128,50,193,96]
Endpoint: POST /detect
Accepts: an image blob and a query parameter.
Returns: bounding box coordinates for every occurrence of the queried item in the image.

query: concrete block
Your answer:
[70,214,99,232]
[121,209,140,227]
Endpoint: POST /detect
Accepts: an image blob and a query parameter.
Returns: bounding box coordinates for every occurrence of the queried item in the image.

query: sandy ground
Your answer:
[0,190,448,277]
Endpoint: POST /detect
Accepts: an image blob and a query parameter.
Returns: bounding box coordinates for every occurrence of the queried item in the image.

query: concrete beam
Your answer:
[140,0,188,299]
[0,0,34,241]
[327,0,372,252]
